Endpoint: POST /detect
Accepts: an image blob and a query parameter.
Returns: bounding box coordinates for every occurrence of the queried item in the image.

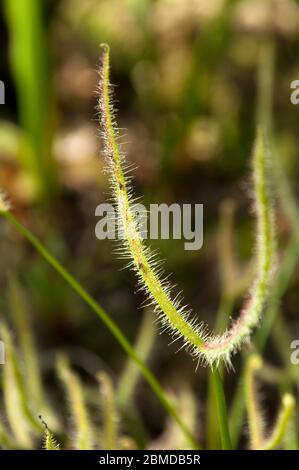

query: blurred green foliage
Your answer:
[3,0,58,203]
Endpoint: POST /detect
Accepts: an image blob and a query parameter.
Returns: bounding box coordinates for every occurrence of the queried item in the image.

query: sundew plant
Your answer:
[99,44,275,368]
[0,39,298,451]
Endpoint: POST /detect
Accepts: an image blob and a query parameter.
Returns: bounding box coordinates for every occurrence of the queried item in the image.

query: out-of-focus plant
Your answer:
[97,372,118,450]
[244,354,295,450]
[0,282,189,450]
[7,278,58,430]
[0,323,42,448]
[149,386,198,450]
[57,355,94,450]
[229,39,299,448]
[4,0,58,203]
[117,309,156,448]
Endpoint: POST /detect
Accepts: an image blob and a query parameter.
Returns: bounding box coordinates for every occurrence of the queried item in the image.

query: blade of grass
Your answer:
[4,0,57,202]
[211,368,232,450]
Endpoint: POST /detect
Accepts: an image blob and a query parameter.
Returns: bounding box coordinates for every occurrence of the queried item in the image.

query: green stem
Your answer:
[211,368,232,450]
[207,294,234,449]
[1,209,199,450]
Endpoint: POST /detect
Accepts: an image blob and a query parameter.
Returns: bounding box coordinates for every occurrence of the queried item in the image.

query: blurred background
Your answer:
[0,0,299,450]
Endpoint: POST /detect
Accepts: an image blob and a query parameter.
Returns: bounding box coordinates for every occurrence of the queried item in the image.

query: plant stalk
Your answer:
[211,367,232,450]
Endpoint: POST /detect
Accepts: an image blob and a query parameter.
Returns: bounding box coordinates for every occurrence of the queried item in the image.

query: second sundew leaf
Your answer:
[98,44,277,367]
[0,324,42,448]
